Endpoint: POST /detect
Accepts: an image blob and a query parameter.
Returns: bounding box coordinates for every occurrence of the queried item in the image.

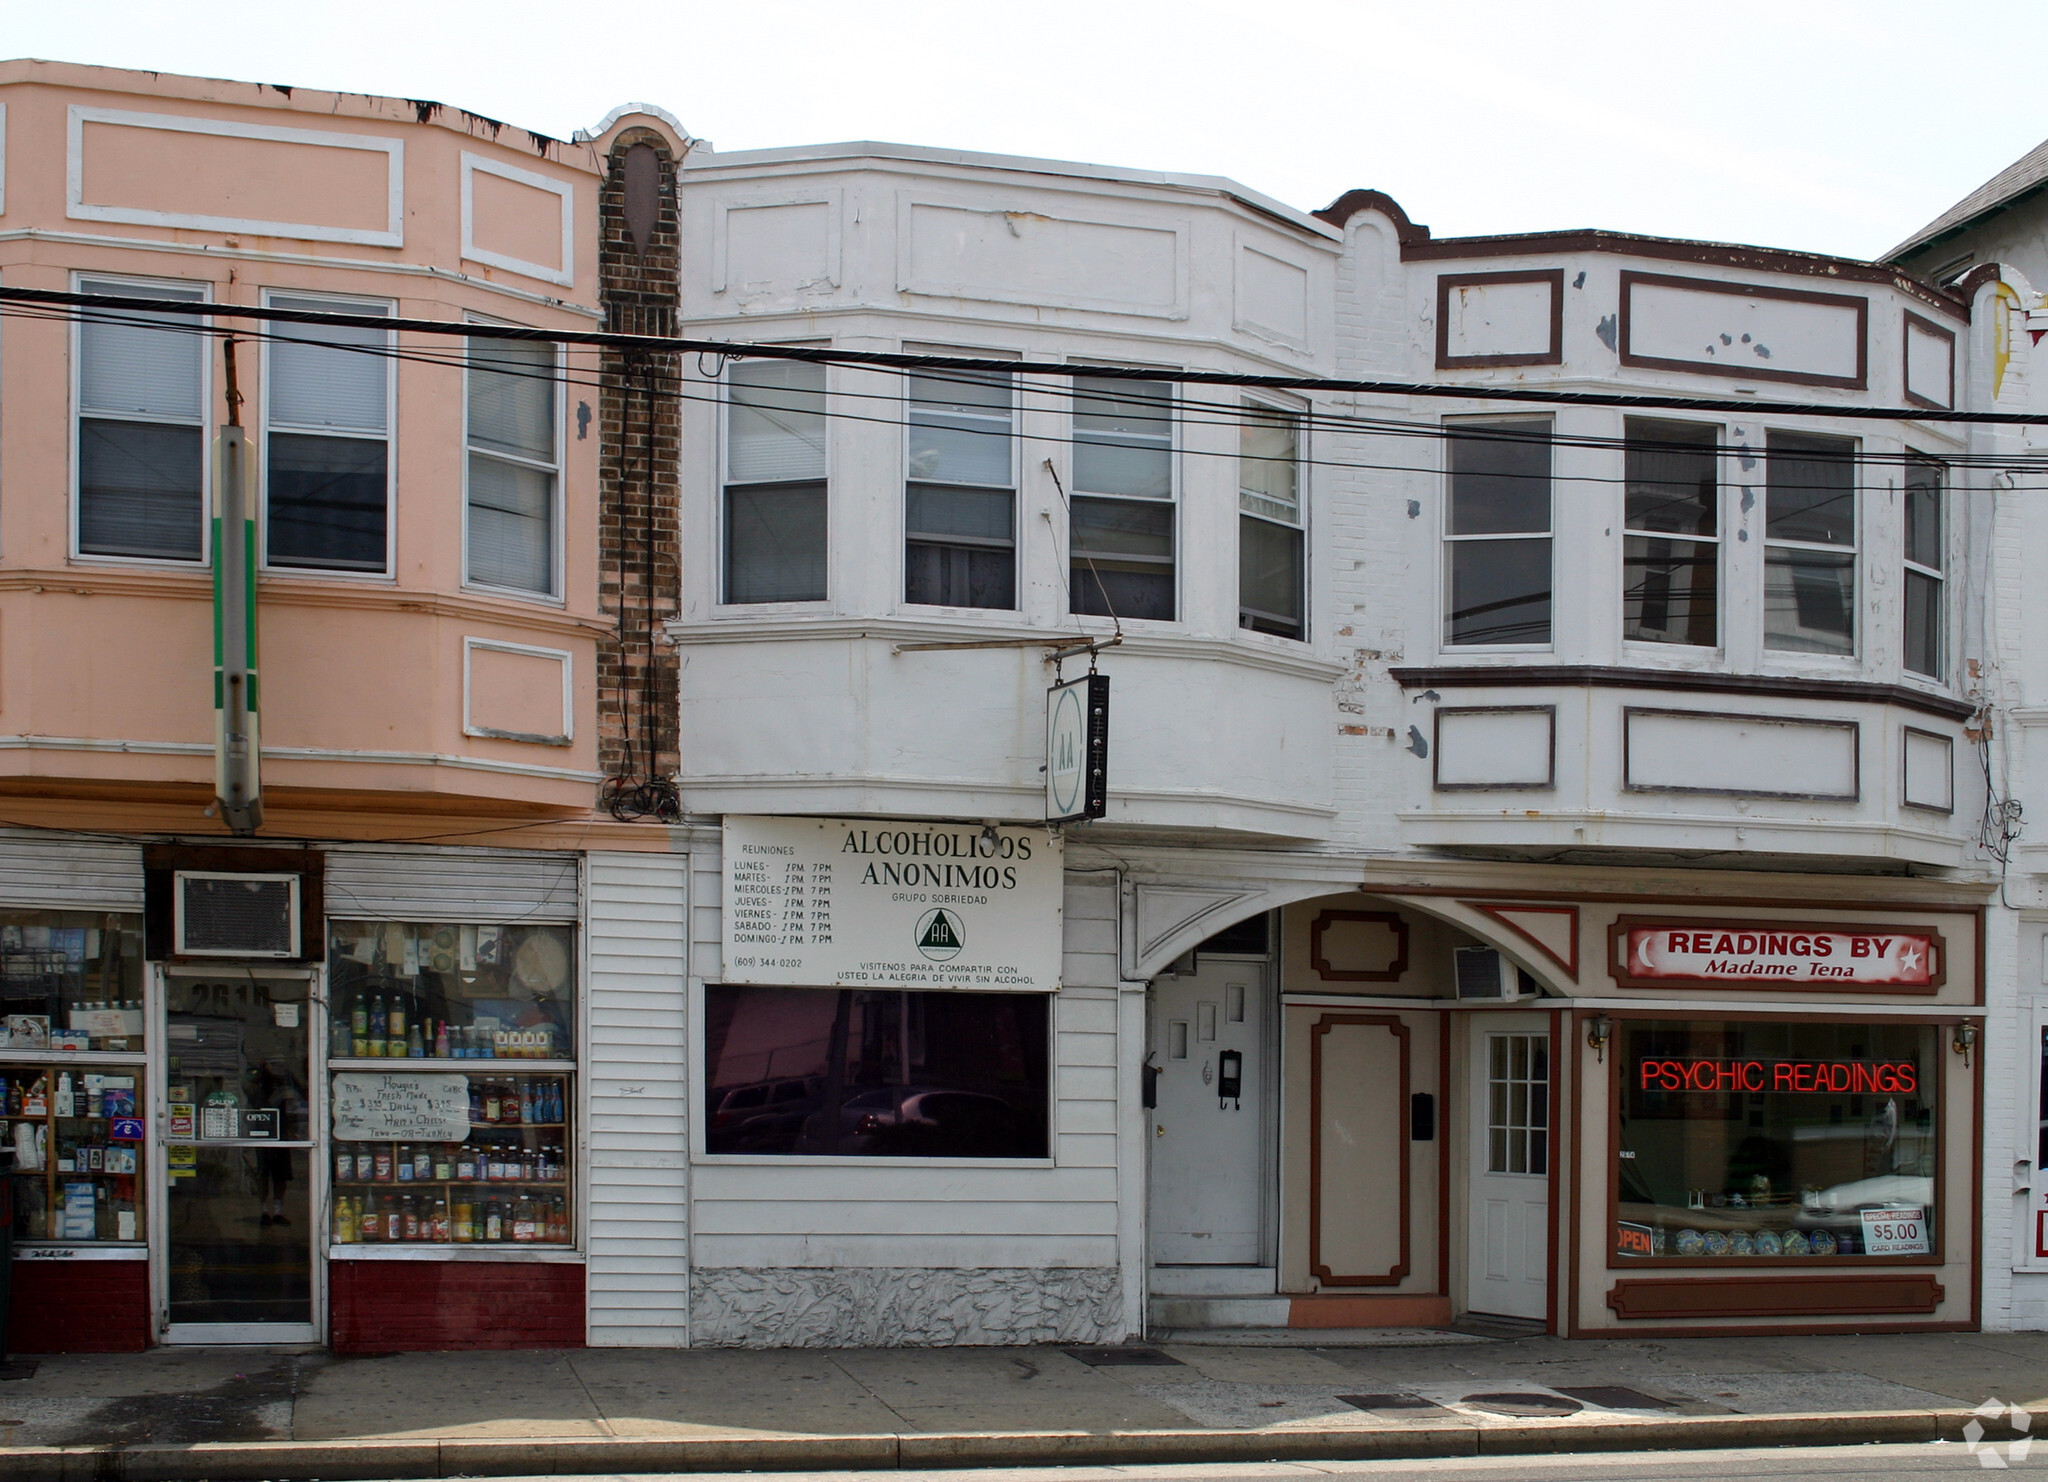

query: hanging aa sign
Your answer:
[1609,917,1943,993]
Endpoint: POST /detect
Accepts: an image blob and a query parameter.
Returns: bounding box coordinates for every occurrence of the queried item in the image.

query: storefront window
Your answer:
[0,912,148,1247]
[0,911,146,1052]
[326,921,573,1060]
[704,986,1049,1158]
[1616,1020,1937,1260]
[326,921,575,1248]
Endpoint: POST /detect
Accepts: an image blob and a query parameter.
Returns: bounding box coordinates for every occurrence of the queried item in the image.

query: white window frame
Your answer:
[1064,365,1182,625]
[1238,394,1309,642]
[901,345,1020,614]
[259,289,397,581]
[1903,455,1946,685]
[717,349,832,610]
[1619,417,1723,652]
[1761,429,1860,662]
[1440,414,1554,653]
[70,270,212,569]
[461,315,565,605]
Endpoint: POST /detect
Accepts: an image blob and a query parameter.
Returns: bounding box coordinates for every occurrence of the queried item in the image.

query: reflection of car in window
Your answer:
[706,1077,824,1153]
[798,1085,1036,1158]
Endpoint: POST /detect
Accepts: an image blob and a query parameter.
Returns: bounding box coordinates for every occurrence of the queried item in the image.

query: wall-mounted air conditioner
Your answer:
[1453,945,1533,1001]
[173,871,301,958]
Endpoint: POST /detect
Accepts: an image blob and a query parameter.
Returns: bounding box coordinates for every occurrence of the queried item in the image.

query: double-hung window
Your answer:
[465,332,561,598]
[1239,401,1305,640]
[725,360,827,604]
[1070,376,1174,621]
[1904,459,1945,680]
[265,295,391,573]
[1445,420,1552,647]
[905,363,1015,609]
[75,276,208,562]
[1623,419,1719,647]
[1764,432,1856,655]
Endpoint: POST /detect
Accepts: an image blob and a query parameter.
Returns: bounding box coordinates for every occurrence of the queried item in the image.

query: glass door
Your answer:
[158,971,318,1343]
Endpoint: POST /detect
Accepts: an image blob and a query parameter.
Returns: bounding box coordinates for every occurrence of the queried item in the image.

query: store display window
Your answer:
[326,921,573,1060]
[325,920,576,1250]
[704,986,1049,1158]
[0,911,145,1052]
[0,911,148,1247]
[1615,1019,1938,1261]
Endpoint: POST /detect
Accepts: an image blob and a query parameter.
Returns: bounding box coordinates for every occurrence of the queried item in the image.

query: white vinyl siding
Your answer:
[586,852,690,1346]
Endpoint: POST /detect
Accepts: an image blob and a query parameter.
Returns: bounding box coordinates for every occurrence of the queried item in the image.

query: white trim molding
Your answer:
[461,153,575,287]
[67,106,404,246]
[463,636,575,746]
[0,735,598,784]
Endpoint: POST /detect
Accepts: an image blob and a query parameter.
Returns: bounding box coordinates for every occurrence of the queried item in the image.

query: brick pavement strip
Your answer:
[0,1410,1986,1482]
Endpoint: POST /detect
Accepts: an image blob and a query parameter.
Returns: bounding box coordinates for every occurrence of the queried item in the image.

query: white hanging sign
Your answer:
[331,1072,471,1142]
[723,816,1064,991]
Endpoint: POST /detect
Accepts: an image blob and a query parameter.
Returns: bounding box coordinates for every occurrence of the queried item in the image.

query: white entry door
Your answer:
[1150,959,1268,1264]
[1466,1015,1550,1320]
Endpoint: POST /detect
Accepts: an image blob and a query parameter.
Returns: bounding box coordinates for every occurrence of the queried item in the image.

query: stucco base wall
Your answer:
[689,1266,1125,1347]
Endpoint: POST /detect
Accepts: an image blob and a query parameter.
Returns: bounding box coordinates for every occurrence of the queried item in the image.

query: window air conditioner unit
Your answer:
[1454,945,1527,1001]
[174,872,301,958]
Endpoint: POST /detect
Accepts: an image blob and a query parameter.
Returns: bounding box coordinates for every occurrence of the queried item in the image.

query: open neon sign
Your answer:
[1637,1058,1919,1094]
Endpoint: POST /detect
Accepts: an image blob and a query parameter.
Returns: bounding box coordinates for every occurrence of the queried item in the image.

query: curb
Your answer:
[0,1408,1981,1480]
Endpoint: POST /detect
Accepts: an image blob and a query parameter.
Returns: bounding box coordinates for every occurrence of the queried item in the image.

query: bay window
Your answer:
[265,294,391,573]
[1764,432,1856,655]
[1239,401,1305,640]
[1623,420,1719,647]
[75,276,208,562]
[1070,376,1174,621]
[1904,459,1944,681]
[465,334,561,598]
[1445,419,1552,647]
[725,360,828,604]
[905,364,1016,610]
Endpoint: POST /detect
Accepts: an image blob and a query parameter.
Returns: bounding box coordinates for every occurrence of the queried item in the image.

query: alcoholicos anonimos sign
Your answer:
[722,816,1065,991]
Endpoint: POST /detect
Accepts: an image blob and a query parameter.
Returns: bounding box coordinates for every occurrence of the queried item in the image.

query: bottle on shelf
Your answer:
[484,1198,503,1243]
[520,1079,535,1124]
[351,994,369,1057]
[408,1021,425,1058]
[548,1194,567,1243]
[333,1195,356,1244]
[456,1144,478,1182]
[431,1196,449,1242]
[388,999,407,1058]
[433,1145,453,1182]
[381,1194,401,1242]
[483,1083,502,1123]
[469,1082,485,1123]
[368,995,386,1057]
[373,1146,394,1182]
[54,1071,73,1118]
[395,1143,414,1182]
[435,1021,449,1059]
[453,1194,474,1242]
[359,1196,380,1242]
[512,1195,536,1243]
[335,1149,355,1183]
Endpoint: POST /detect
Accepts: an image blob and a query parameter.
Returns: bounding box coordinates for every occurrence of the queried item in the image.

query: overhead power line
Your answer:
[3,284,2043,427]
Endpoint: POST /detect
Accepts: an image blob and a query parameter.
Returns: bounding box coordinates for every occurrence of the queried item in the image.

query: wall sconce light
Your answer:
[1952,1022,1979,1067]
[980,821,1002,851]
[1586,1015,1612,1063]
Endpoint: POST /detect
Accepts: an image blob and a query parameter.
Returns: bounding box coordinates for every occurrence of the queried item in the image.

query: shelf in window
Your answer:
[0,1051,147,1065]
[326,1058,574,1071]
[335,1179,567,1189]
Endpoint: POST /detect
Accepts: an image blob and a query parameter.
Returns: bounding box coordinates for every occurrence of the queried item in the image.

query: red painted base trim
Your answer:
[9,1259,150,1353]
[1289,1294,1452,1328]
[330,1260,584,1352]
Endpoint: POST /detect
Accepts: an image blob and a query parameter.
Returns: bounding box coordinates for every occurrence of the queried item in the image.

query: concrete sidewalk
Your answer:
[2,1329,2044,1479]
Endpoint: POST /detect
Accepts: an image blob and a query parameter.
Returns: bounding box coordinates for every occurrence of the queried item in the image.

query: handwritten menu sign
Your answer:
[331,1072,470,1142]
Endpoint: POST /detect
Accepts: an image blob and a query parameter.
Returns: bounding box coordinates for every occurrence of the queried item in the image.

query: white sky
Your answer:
[4,0,2039,262]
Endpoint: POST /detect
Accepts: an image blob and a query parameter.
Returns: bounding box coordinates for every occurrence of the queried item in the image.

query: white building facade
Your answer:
[641,140,2000,1345]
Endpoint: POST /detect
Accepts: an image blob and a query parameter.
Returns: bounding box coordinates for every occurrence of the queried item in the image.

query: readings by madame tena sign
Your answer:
[331,1072,470,1142]
[1613,919,1943,991]
[723,816,1064,991]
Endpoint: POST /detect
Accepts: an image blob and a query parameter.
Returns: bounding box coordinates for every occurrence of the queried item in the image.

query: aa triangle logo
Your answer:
[915,908,964,961]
